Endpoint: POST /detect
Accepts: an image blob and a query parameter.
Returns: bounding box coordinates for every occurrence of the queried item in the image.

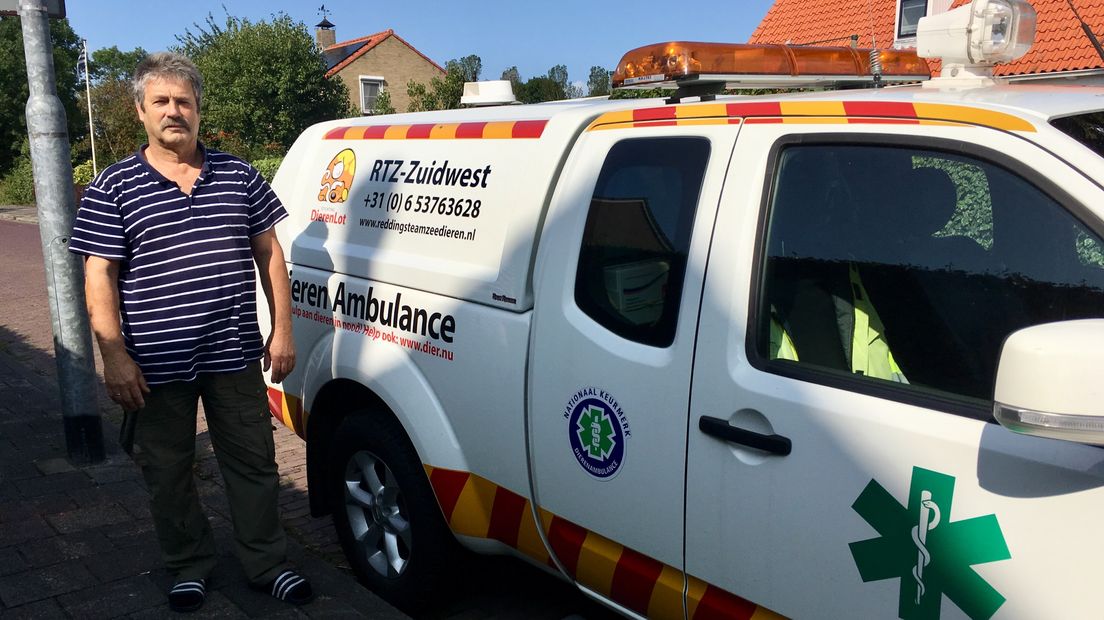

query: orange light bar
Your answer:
[612,41,931,88]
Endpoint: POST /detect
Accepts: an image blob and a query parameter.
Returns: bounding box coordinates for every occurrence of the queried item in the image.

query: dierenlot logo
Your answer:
[318,148,356,204]
[849,467,1011,620]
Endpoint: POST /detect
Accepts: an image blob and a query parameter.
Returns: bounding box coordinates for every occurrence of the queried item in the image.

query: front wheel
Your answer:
[327,413,459,612]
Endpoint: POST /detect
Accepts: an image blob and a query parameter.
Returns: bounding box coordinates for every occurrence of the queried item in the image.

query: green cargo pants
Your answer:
[130,362,290,585]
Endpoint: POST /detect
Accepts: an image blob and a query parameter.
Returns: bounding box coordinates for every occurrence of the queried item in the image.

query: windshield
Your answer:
[1051,112,1104,158]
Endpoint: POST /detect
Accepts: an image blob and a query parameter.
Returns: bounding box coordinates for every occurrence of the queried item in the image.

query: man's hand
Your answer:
[264,329,295,384]
[103,350,150,411]
[85,255,150,411]
[252,229,296,384]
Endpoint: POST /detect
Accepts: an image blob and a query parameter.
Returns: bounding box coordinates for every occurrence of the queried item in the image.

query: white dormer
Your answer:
[895,0,955,45]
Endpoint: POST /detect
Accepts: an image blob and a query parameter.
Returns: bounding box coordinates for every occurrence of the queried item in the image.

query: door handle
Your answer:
[699,416,792,456]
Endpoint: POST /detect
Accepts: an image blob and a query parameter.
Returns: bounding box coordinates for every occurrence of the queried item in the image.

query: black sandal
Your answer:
[168,578,206,613]
[266,569,314,605]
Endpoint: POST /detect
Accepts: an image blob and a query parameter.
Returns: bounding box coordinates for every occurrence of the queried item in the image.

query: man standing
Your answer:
[68,52,311,613]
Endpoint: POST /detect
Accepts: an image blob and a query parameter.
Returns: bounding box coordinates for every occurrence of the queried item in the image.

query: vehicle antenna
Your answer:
[1066,0,1104,63]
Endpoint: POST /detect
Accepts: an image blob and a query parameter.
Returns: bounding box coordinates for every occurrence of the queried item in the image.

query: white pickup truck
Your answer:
[263,1,1104,617]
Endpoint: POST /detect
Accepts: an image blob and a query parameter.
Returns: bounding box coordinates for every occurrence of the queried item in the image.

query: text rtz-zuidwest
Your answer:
[369,159,492,189]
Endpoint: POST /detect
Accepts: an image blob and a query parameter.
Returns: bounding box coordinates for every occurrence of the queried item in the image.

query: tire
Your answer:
[327,413,459,612]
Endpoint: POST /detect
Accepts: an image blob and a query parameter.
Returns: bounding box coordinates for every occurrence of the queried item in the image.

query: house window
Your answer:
[359,76,384,114]
[898,0,928,38]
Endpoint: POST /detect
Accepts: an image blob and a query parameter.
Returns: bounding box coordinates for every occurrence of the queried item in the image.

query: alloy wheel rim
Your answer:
[344,449,412,578]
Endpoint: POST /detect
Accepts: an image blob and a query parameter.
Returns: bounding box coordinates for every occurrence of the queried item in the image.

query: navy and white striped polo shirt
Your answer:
[68,145,287,384]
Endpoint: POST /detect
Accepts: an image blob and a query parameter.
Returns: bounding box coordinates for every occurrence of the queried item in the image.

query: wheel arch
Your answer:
[303,344,466,516]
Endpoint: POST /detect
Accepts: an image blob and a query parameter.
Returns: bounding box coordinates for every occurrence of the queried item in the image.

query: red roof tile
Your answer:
[750,0,1104,77]
[750,0,899,49]
[324,29,445,79]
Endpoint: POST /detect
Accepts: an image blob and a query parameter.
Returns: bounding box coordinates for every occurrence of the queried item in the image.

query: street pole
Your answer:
[19,0,104,463]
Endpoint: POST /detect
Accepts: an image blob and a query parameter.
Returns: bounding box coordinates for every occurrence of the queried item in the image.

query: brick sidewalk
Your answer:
[0,205,407,619]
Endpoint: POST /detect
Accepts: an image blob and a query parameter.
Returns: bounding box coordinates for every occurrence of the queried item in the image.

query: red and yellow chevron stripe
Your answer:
[425,465,785,620]
[323,120,548,140]
[267,387,306,437]
[262,390,784,619]
[587,101,1035,133]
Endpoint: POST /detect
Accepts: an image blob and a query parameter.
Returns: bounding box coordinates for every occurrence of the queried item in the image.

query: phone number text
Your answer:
[363,191,481,219]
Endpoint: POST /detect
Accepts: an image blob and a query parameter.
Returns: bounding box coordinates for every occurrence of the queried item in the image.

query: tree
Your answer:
[175,12,351,159]
[406,54,481,112]
[516,65,588,103]
[89,45,147,83]
[406,79,435,112]
[517,76,564,104]
[587,66,611,96]
[0,16,84,175]
[70,46,148,167]
[452,54,481,82]
[83,77,145,162]
[500,66,521,93]
[548,64,569,93]
[372,89,395,116]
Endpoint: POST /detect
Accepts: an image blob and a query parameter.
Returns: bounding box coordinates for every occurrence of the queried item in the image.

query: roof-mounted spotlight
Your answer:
[917,0,1037,85]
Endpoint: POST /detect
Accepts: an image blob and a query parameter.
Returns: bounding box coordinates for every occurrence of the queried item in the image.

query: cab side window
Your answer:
[759,143,1104,409]
[575,137,710,347]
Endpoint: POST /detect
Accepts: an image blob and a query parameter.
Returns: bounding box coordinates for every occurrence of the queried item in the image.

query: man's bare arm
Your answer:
[251,229,295,383]
[85,255,149,410]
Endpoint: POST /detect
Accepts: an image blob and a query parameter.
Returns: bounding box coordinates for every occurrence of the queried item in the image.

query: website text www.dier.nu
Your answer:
[290,277,457,361]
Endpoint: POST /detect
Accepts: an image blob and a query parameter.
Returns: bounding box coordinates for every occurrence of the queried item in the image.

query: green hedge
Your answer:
[0,158,35,205]
[252,157,284,183]
[73,160,95,186]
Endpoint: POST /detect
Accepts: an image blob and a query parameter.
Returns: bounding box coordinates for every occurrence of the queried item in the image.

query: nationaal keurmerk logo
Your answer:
[849,467,1011,620]
[565,388,630,480]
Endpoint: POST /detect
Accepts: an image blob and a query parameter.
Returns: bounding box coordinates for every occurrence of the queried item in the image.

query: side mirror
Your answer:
[993,319,1104,445]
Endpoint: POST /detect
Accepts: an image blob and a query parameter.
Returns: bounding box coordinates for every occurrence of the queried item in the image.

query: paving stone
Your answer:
[0,597,66,619]
[82,457,142,485]
[9,440,68,462]
[116,490,151,520]
[33,457,75,476]
[0,545,30,577]
[289,547,407,619]
[280,505,312,521]
[0,479,17,502]
[0,514,55,548]
[97,516,156,548]
[0,560,97,607]
[57,574,164,619]
[44,501,134,534]
[301,595,378,618]
[16,529,115,568]
[129,589,248,619]
[66,479,147,508]
[13,471,93,498]
[0,457,42,483]
[0,492,76,523]
[0,421,38,443]
[83,542,162,583]
[218,579,295,618]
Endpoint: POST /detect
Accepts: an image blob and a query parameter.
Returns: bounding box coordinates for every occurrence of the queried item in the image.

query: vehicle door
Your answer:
[527,116,736,618]
[686,121,1104,619]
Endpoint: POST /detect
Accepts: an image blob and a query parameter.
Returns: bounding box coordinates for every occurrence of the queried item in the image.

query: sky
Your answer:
[64,0,776,87]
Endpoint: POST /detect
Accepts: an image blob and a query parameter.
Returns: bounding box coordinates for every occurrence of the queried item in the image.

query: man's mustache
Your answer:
[161,119,190,130]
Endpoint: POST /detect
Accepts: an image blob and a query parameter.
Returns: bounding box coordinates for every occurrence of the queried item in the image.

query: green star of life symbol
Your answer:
[849,467,1011,620]
[576,405,616,460]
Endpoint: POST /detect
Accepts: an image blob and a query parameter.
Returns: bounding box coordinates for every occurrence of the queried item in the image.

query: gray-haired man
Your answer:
[69,52,311,612]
